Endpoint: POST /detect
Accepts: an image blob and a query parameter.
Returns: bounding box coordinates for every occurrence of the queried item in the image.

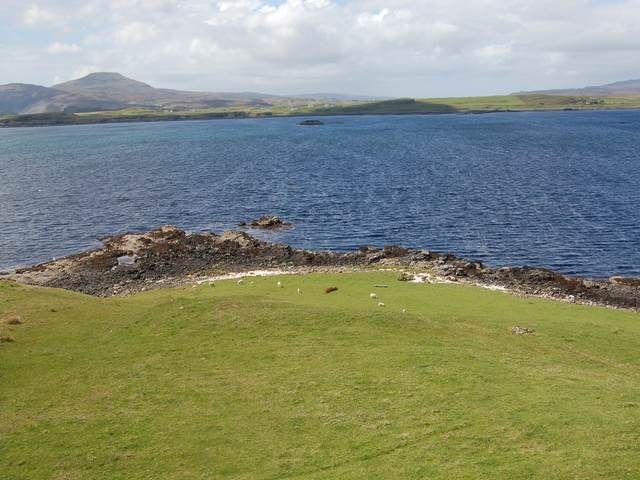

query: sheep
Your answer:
[237,279,245,285]
[370,293,378,299]
[378,302,386,308]
[297,288,302,294]
[277,281,283,288]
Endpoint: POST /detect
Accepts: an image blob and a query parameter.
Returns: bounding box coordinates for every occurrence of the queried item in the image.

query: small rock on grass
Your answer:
[511,326,535,335]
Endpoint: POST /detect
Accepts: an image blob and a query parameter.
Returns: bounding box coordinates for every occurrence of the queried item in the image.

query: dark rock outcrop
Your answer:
[239,216,293,230]
[7,225,640,310]
[298,119,324,126]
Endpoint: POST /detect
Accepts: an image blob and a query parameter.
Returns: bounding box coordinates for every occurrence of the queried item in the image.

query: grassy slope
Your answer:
[309,98,458,115]
[1,272,640,479]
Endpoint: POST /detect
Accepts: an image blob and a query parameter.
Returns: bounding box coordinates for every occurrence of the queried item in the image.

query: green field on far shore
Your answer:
[2,93,640,127]
[1,272,639,479]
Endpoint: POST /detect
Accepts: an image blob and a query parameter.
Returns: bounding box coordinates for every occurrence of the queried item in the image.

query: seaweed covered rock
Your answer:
[240,216,293,230]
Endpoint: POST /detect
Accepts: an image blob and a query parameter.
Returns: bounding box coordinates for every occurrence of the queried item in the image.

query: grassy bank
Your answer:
[1,272,639,479]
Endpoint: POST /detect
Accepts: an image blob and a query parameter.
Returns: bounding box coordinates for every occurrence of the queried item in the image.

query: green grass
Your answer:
[1,272,640,479]
[421,94,640,112]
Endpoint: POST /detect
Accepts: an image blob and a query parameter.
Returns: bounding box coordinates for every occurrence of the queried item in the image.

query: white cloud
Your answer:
[23,5,65,27]
[46,41,81,54]
[4,0,640,96]
[114,22,158,44]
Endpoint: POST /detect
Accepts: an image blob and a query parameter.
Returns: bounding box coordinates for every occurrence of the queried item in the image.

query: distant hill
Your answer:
[0,83,124,115]
[52,72,272,109]
[0,73,277,115]
[0,72,383,115]
[54,73,158,103]
[0,84,72,115]
[517,79,640,96]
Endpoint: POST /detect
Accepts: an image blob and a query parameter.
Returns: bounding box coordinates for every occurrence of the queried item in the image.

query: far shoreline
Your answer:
[1,106,639,129]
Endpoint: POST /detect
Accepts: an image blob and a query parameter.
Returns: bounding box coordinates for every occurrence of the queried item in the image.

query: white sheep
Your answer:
[378,302,386,308]
[297,288,302,294]
[370,293,378,299]
[277,281,283,288]
[237,279,245,285]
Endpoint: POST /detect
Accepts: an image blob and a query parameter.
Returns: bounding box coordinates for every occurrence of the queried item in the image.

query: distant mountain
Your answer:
[0,72,288,115]
[0,82,123,115]
[0,84,71,114]
[53,72,283,110]
[517,79,640,96]
[54,72,157,102]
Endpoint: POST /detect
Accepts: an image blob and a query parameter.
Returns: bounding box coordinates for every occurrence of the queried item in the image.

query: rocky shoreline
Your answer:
[3,224,640,310]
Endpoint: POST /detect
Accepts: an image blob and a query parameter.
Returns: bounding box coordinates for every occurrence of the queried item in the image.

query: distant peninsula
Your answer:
[2,72,640,128]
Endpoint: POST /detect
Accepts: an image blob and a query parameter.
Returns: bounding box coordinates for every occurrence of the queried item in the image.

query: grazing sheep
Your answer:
[4,315,22,325]
[297,288,302,294]
[378,302,386,308]
[370,293,378,299]
[277,281,283,288]
[237,279,245,285]
[402,309,406,314]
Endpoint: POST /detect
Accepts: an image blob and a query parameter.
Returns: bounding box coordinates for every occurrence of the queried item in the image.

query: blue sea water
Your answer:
[1,111,639,277]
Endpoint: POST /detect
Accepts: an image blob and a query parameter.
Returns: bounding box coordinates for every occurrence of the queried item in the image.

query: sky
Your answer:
[1,0,639,97]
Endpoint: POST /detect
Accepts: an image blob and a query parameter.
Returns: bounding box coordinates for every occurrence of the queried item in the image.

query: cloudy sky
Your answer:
[1,0,639,96]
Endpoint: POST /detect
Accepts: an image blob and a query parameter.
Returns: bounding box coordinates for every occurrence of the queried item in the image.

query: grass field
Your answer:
[311,94,640,115]
[1,272,640,479]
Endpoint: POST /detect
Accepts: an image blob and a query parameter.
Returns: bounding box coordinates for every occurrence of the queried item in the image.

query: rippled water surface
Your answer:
[1,111,639,277]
